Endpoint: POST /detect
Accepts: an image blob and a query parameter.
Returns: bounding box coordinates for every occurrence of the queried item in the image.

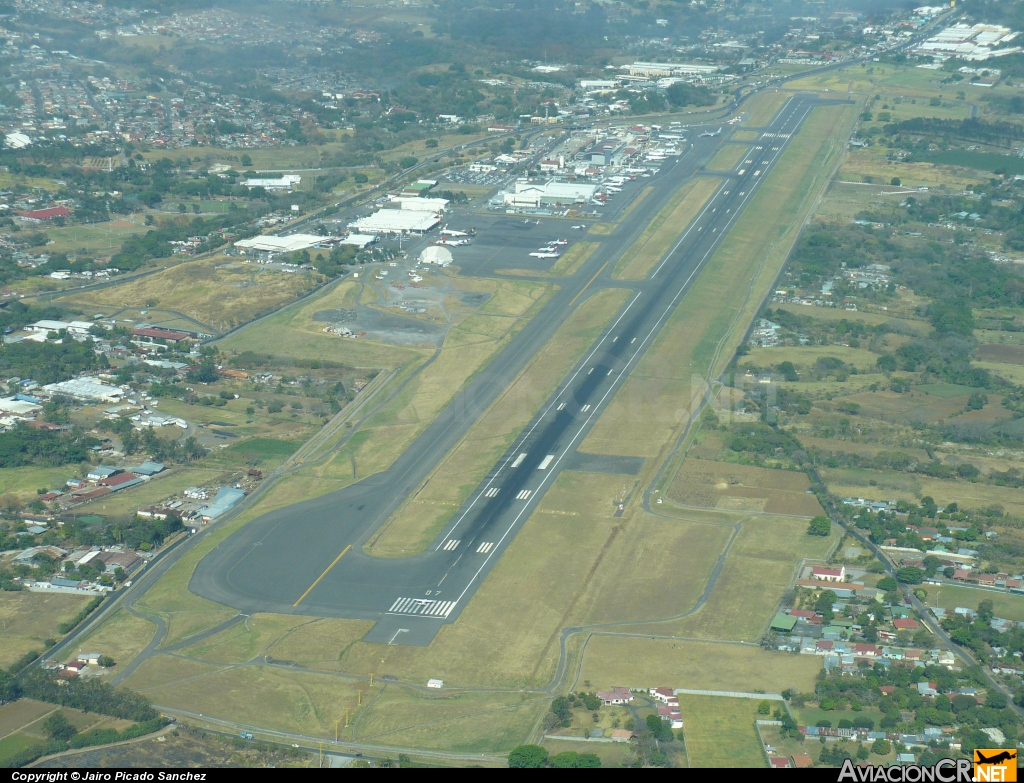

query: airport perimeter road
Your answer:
[192,95,846,645]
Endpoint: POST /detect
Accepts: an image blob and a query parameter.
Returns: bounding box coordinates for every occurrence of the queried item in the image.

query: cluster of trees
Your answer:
[508,745,600,768]
[19,666,158,721]
[0,338,107,385]
[0,424,97,469]
[883,118,1024,148]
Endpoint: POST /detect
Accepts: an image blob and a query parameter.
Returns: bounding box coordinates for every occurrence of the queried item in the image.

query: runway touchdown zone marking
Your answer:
[516,490,532,500]
[477,542,494,553]
[484,487,499,498]
[443,539,460,551]
[388,597,456,617]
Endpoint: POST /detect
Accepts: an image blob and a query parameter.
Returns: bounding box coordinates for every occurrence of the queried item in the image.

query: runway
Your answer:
[191,94,844,645]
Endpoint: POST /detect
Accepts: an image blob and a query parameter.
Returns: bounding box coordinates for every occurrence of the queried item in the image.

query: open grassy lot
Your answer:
[367,288,631,557]
[549,242,599,278]
[58,255,321,334]
[651,513,837,641]
[43,217,153,258]
[584,103,857,462]
[176,613,318,664]
[678,695,766,768]
[0,465,80,500]
[707,144,749,172]
[571,511,733,625]
[0,592,93,669]
[917,584,1024,622]
[72,608,157,670]
[0,699,136,765]
[668,459,824,516]
[613,177,721,280]
[352,687,546,752]
[740,344,885,374]
[576,637,820,695]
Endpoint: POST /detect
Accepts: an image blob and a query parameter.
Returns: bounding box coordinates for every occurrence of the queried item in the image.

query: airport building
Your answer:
[388,196,449,213]
[419,246,453,267]
[350,209,440,235]
[244,174,302,190]
[233,233,333,260]
[500,179,598,209]
[620,62,720,78]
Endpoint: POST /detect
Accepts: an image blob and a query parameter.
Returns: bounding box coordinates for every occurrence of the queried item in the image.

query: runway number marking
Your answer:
[442,539,460,551]
[388,597,456,617]
[511,452,527,467]
[537,455,554,470]
[476,542,494,554]
[516,490,532,500]
[484,487,499,498]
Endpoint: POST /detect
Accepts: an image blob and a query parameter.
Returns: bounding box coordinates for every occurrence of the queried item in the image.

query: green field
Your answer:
[678,695,766,768]
[915,150,1024,176]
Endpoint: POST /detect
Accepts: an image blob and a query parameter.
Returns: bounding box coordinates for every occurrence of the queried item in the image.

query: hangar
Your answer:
[351,209,440,235]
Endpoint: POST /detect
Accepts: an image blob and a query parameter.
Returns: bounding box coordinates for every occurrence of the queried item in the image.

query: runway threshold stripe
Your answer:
[293,544,351,607]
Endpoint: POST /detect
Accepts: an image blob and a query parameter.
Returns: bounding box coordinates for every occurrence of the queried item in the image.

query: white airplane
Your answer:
[727,117,742,125]
[605,186,622,193]
[440,226,471,237]
[409,275,423,282]
[572,224,586,229]
[699,127,723,137]
[530,251,559,258]
[552,239,568,245]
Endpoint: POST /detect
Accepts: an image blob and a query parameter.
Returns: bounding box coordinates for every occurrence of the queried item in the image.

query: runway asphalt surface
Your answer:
[191,94,846,645]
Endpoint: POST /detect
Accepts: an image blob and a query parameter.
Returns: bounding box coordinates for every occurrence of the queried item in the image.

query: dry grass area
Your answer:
[743,91,792,127]
[707,144,749,172]
[576,637,819,695]
[58,255,321,333]
[978,343,1024,365]
[647,513,837,641]
[367,288,631,557]
[549,242,599,277]
[668,459,824,517]
[73,608,157,669]
[353,687,546,753]
[678,695,767,768]
[572,511,733,625]
[0,592,93,669]
[613,177,721,281]
[740,344,883,373]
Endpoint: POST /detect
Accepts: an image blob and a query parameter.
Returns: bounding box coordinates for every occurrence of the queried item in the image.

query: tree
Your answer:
[98,655,116,668]
[0,669,21,704]
[240,154,252,167]
[777,361,799,382]
[877,576,897,592]
[549,751,600,768]
[896,566,923,585]
[758,700,772,715]
[808,516,831,536]
[42,710,78,741]
[978,599,995,624]
[890,177,901,186]
[508,745,548,768]
[871,738,891,755]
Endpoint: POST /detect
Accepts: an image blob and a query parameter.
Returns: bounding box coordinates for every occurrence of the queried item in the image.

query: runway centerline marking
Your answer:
[293,544,351,607]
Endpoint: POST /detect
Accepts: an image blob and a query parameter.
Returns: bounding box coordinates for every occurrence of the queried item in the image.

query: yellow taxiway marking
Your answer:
[568,260,610,307]
[294,544,351,606]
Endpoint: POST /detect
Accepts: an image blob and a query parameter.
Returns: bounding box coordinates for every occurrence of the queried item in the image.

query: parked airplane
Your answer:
[530,251,560,258]
[435,237,470,246]
[440,226,473,236]
[727,117,742,125]
[699,127,723,137]
[552,239,568,245]
[572,224,586,230]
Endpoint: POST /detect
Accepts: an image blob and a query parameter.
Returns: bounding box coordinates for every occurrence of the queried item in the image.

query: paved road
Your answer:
[191,95,847,645]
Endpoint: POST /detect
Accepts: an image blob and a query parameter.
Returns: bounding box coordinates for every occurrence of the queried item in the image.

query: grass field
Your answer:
[707,144,749,172]
[668,459,824,517]
[539,738,634,768]
[918,584,1024,622]
[58,255,321,333]
[549,242,599,277]
[575,637,820,695]
[571,511,733,625]
[367,288,631,557]
[650,513,837,641]
[0,592,93,669]
[72,608,157,669]
[744,91,792,127]
[678,695,766,768]
[0,698,137,765]
[44,218,152,258]
[0,464,80,499]
[613,177,721,281]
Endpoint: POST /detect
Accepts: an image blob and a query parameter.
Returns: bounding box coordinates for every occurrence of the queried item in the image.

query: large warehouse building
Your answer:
[501,179,598,208]
[350,209,440,235]
[233,233,333,259]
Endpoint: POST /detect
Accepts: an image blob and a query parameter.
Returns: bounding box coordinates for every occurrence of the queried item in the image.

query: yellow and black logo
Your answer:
[974,749,1018,782]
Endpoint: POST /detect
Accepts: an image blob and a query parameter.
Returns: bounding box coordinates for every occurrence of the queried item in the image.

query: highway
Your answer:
[191,94,848,645]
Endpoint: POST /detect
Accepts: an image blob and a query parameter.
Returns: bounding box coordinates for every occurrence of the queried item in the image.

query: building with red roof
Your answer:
[18,206,71,221]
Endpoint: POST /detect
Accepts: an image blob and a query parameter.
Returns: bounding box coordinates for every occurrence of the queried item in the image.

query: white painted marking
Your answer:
[476,542,494,553]
[388,598,456,617]
[485,487,499,498]
[443,539,460,551]
[607,369,613,376]
[612,336,618,342]
[588,367,594,375]
[557,403,566,411]
[511,453,527,467]
[631,338,636,344]
[516,490,532,500]
[538,454,554,470]
[581,404,591,413]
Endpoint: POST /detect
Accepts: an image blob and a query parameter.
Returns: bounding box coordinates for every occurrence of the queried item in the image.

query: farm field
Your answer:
[0,699,136,766]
